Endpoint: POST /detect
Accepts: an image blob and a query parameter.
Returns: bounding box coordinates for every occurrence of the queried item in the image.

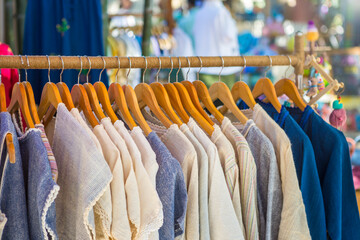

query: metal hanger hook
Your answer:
[127,57,132,85]
[197,56,203,80]
[58,55,64,82]
[176,57,181,82]
[156,57,161,82]
[168,56,173,83]
[115,56,120,83]
[46,55,51,82]
[85,56,91,83]
[285,55,292,78]
[19,55,24,82]
[77,56,83,84]
[218,56,224,82]
[186,57,191,80]
[142,56,148,83]
[265,55,272,78]
[240,56,246,81]
[99,56,106,82]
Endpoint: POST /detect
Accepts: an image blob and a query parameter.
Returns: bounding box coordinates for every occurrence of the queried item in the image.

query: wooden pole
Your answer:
[294,31,305,91]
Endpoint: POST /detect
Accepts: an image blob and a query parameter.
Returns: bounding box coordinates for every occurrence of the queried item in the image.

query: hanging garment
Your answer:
[186,117,245,240]
[0,210,7,239]
[177,7,199,49]
[286,105,360,240]
[23,0,108,103]
[45,103,112,240]
[235,104,311,239]
[217,117,259,240]
[231,119,282,240]
[257,102,326,240]
[113,120,163,240]
[146,132,187,240]
[0,112,29,240]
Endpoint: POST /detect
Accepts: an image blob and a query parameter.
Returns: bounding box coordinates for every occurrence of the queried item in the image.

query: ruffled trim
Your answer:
[41,184,60,240]
[136,204,163,240]
[11,113,41,139]
[93,203,112,239]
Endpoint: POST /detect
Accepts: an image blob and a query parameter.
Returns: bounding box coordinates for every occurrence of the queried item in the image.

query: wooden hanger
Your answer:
[274,56,306,111]
[123,57,152,136]
[71,56,99,128]
[37,55,63,122]
[164,57,190,123]
[150,57,182,126]
[134,57,173,128]
[93,56,119,123]
[83,56,106,121]
[56,55,75,111]
[252,56,282,113]
[0,71,15,163]
[108,56,137,129]
[209,57,248,124]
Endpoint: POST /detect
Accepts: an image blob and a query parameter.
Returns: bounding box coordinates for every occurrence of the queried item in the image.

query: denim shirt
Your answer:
[258,102,326,240]
[0,112,29,240]
[286,105,360,240]
[17,129,59,240]
[146,132,187,240]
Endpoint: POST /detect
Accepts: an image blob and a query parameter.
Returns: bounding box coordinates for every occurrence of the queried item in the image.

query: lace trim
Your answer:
[93,203,112,238]
[41,184,60,240]
[11,113,40,139]
[136,204,163,240]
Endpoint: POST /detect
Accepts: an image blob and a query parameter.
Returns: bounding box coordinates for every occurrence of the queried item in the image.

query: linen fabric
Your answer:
[258,102,326,240]
[112,119,163,239]
[219,117,259,240]
[234,104,310,239]
[0,112,29,240]
[146,132,187,240]
[45,103,112,240]
[231,119,282,240]
[286,105,360,240]
[187,117,245,240]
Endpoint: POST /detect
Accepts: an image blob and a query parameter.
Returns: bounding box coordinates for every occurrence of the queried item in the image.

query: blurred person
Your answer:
[177,0,199,49]
[193,0,241,87]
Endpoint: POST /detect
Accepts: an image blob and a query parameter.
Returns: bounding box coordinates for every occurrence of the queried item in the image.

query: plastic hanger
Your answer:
[191,56,224,123]
[21,55,41,124]
[164,57,190,123]
[93,56,119,123]
[71,56,99,128]
[134,56,173,128]
[274,56,306,111]
[209,57,248,124]
[150,57,182,126]
[37,55,63,122]
[0,69,15,163]
[252,55,282,113]
[56,55,75,111]
[123,57,152,136]
[108,56,137,129]
[83,56,106,121]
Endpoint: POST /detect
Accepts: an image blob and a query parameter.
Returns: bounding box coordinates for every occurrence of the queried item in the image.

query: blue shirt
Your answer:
[257,102,327,240]
[286,105,360,240]
[146,132,187,239]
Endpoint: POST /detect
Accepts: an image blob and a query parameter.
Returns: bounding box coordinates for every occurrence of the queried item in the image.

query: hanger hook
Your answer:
[197,56,203,80]
[285,55,292,78]
[78,56,83,84]
[218,56,224,82]
[127,57,131,85]
[85,56,91,83]
[115,56,120,83]
[19,55,23,82]
[58,55,64,82]
[186,57,191,80]
[99,56,106,82]
[46,55,51,82]
[176,57,181,82]
[23,55,30,82]
[142,56,148,83]
[240,56,246,81]
[168,56,173,83]
[156,57,161,82]
[265,55,272,78]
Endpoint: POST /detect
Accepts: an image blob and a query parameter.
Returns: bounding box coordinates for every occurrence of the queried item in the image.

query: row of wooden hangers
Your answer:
[1,55,307,164]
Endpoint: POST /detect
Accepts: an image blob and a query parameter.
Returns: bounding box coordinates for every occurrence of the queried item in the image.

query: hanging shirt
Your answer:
[234,104,311,239]
[113,119,163,240]
[0,112,29,240]
[231,119,282,240]
[218,117,259,240]
[286,105,360,240]
[146,132,187,240]
[187,117,245,240]
[45,103,112,240]
[257,102,326,240]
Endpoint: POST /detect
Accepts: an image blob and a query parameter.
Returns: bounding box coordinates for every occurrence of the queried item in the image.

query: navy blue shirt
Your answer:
[286,105,360,240]
[255,102,327,240]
